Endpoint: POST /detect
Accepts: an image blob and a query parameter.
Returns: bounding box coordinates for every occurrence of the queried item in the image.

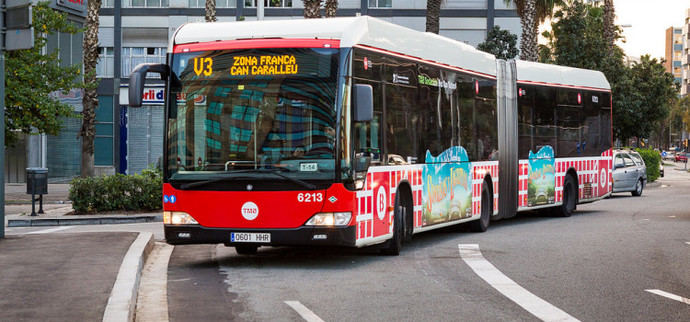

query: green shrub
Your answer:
[69,168,163,214]
[635,148,661,182]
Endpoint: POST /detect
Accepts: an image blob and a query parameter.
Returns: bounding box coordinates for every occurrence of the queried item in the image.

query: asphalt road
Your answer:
[7,164,688,321]
[166,163,690,321]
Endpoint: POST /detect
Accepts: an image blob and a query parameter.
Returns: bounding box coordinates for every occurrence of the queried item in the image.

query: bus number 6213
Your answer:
[297,193,323,202]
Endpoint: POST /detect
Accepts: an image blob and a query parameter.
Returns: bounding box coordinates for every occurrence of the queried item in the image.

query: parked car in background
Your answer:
[662,151,675,161]
[612,150,647,196]
[675,152,687,163]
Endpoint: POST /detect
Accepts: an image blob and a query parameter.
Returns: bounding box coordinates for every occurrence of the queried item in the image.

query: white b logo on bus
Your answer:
[376,186,387,221]
[241,201,259,220]
[599,167,607,189]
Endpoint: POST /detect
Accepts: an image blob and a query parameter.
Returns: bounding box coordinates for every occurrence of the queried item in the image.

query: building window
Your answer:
[244,0,292,7]
[97,47,115,78]
[95,96,115,166]
[675,29,683,34]
[190,0,235,7]
[121,47,166,78]
[123,0,169,8]
[102,0,113,7]
[368,0,391,7]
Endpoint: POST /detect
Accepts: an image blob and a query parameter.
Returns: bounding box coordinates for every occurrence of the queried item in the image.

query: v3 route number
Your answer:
[297,192,323,203]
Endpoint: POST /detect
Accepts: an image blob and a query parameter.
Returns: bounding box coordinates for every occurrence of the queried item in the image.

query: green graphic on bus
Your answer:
[422,146,473,226]
[528,146,556,206]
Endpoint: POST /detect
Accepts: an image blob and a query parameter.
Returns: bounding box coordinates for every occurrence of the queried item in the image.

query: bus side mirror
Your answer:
[129,63,170,107]
[353,84,373,122]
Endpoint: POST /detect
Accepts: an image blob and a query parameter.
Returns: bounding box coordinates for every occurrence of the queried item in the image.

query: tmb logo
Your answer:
[241,201,259,220]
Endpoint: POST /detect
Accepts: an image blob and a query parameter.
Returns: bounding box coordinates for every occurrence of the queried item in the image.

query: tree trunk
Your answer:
[303,0,322,18]
[324,0,337,18]
[80,0,101,177]
[603,0,615,54]
[425,0,442,34]
[519,0,538,61]
[205,0,217,22]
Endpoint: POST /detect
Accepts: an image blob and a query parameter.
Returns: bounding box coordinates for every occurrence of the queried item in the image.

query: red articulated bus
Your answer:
[128,16,613,255]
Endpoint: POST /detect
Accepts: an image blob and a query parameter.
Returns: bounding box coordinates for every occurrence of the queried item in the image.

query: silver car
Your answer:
[612,150,647,196]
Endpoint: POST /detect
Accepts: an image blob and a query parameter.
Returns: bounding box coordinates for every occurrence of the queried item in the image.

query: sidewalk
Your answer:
[4,183,162,227]
[0,232,152,321]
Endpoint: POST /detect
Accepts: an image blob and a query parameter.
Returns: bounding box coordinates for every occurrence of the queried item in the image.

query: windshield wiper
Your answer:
[176,168,317,190]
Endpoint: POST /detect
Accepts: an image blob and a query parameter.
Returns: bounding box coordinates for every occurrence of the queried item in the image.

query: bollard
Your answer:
[26,168,48,216]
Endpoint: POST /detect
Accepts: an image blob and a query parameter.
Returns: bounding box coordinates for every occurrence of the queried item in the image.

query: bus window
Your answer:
[354,82,382,163]
[517,85,535,159]
[533,86,556,152]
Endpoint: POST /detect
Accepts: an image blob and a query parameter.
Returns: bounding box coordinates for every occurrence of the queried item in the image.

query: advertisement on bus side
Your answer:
[528,146,556,206]
[422,146,473,226]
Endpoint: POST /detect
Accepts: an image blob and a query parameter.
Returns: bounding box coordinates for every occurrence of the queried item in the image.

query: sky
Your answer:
[614,0,689,59]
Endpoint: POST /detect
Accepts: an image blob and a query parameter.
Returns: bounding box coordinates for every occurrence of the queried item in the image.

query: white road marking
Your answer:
[645,289,690,305]
[459,244,580,322]
[25,226,72,234]
[668,216,676,218]
[284,301,325,322]
[685,242,690,246]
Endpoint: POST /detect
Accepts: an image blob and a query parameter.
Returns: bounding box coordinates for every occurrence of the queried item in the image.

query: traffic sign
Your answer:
[3,0,34,51]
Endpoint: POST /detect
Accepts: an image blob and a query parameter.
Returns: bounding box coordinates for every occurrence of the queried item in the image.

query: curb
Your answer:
[103,232,155,322]
[7,215,162,227]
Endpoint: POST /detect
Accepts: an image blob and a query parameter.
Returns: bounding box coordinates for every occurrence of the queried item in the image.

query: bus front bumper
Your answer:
[164,224,357,247]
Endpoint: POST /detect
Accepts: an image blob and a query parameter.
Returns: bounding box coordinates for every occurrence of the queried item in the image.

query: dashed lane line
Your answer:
[284,301,325,322]
[459,244,580,322]
[685,242,690,246]
[25,226,72,234]
[646,289,690,305]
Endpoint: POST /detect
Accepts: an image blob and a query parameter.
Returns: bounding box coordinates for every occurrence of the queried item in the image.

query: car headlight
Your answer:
[164,211,198,225]
[305,212,352,226]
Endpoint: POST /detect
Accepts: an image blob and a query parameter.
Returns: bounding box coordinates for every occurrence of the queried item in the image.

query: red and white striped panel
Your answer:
[518,160,529,207]
[471,161,499,217]
[518,150,613,211]
[355,165,423,246]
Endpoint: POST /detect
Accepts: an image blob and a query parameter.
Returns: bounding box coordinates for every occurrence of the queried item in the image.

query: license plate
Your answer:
[231,232,271,243]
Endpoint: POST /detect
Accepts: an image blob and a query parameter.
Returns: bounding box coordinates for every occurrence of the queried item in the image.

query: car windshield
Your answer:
[166,47,340,183]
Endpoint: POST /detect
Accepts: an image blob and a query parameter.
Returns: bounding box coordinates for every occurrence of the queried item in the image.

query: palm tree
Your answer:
[603,0,615,54]
[425,0,442,34]
[505,0,563,61]
[303,0,322,18]
[80,0,101,177]
[325,0,337,18]
[205,0,217,22]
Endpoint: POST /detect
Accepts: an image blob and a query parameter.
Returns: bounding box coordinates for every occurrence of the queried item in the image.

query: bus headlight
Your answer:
[164,211,198,225]
[305,212,352,227]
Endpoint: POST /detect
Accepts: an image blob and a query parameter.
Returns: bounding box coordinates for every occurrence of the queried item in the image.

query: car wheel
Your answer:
[381,193,406,256]
[235,245,258,255]
[631,179,643,196]
[557,175,577,217]
[470,182,491,232]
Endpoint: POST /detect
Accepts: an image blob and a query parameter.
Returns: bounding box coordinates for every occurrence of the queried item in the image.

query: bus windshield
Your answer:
[167,47,340,184]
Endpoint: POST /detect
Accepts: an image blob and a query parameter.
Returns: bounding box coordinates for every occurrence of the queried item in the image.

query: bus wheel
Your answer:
[235,245,258,255]
[558,175,577,217]
[470,182,491,232]
[381,194,406,256]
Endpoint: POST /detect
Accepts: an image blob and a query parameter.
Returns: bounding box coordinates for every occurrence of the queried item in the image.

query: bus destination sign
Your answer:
[230,55,299,76]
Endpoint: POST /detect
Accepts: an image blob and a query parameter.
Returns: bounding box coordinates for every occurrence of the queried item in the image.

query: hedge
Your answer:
[635,148,661,182]
[69,168,163,214]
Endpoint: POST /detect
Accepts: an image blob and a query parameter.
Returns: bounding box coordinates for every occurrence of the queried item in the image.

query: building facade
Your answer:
[4,0,87,183]
[682,9,690,97]
[665,26,683,86]
[93,0,520,177]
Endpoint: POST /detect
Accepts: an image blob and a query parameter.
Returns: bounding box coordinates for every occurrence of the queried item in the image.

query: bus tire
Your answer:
[381,193,406,256]
[558,175,577,217]
[235,245,258,255]
[470,182,491,232]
